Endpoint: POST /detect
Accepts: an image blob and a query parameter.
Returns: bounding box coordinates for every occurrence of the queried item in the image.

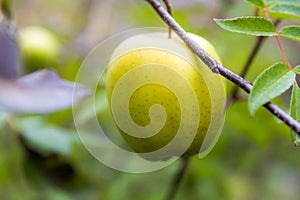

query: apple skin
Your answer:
[106,32,226,160]
[18,26,61,72]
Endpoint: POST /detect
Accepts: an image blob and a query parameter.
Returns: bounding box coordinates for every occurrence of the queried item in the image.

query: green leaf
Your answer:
[249,63,296,115]
[294,65,300,74]
[279,26,300,42]
[290,82,300,121]
[245,0,265,8]
[265,0,300,5]
[291,131,300,146]
[17,117,78,156]
[0,128,36,200]
[290,82,300,146]
[0,111,9,128]
[270,4,300,19]
[214,17,277,36]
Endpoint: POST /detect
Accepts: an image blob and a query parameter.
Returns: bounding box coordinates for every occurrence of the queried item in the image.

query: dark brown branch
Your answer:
[240,36,265,79]
[227,19,281,108]
[165,157,190,200]
[226,36,266,108]
[227,36,266,102]
[145,0,300,135]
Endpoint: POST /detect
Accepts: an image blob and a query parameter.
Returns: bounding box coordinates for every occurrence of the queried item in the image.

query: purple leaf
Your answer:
[0,70,92,114]
[0,24,20,80]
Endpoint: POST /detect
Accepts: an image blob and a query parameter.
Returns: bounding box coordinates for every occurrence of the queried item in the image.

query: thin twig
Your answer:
[163,0,173,39]
[275,35,292,68]
[145,0,300,135]
[73,0,115,56]
[264,9,292,69]
[165,157,190,200]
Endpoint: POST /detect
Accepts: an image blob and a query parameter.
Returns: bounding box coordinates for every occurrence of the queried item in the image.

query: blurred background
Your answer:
[1,0,300,199]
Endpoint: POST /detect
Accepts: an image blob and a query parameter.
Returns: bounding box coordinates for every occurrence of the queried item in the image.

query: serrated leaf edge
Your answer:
[290,82,300,146]
[291,82,300,120]
[214,16,277,36]
[269,3,300,19]
[279,26,300,42]
[245,0,265,8]
[249,63,295,115]
[294,65,300,74]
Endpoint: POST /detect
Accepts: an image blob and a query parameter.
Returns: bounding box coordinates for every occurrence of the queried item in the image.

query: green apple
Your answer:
[18,26,61,72]
[106,32,226,160]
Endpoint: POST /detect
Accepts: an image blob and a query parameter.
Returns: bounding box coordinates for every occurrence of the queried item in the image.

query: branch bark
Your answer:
[165,157,190,200]
[145,0,300,135]
[1,0,12,20]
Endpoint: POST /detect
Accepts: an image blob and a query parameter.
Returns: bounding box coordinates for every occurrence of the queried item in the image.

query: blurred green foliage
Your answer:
[1,0,300,200]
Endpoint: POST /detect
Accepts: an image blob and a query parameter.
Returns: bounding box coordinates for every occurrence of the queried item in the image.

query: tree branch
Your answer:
[227,36,266,108]
[145,0,300,135]
[1,0,12,20]
[165,157,190,200]
[1,0,16,31]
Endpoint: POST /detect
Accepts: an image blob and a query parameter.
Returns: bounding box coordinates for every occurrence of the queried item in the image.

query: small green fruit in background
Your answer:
[106,32,226,161]
[18,26,61,72]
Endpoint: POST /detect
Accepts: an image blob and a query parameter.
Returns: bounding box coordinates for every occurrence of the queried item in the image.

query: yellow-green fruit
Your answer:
[18,26,61,72]
[106,32,226,160]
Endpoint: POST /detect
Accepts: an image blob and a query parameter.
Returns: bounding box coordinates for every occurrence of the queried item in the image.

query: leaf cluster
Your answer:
[215,0,300,144]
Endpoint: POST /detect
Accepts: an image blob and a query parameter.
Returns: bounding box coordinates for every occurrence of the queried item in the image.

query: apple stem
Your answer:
[165,156,190,200]
[163,0,173,39]
[146,0,300,135]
